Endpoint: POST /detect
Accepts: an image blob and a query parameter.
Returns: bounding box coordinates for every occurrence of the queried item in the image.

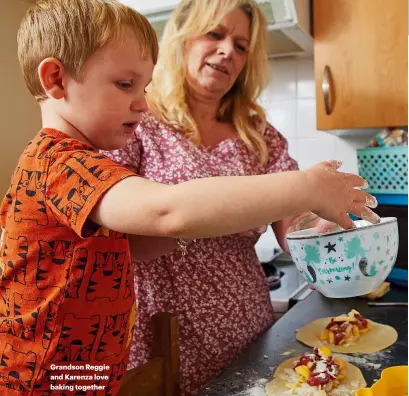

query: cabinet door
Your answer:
[314,0,408,130]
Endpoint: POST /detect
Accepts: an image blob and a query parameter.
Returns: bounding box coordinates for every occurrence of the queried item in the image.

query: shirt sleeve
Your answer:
[263,123,299,173]
[100,131,142,172]
[45,143,136,238]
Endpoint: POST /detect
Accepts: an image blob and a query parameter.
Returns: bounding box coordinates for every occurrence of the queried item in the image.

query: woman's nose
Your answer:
[217,38,234,59]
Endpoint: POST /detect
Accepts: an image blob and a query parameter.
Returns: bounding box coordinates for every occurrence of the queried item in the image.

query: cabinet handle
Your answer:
[322,65,333,115]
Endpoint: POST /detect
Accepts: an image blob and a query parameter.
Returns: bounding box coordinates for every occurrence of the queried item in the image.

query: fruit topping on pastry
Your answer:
[320,310,371,346]
[280,347,346,394]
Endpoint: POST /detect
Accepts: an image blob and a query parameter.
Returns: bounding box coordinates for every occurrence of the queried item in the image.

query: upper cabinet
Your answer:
[314,0,408,130]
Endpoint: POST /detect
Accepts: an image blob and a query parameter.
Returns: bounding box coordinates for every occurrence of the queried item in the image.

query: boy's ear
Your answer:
[38,58,66,100]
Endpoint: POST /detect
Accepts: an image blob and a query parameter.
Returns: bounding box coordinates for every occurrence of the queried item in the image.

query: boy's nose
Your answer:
[131,97,148,113]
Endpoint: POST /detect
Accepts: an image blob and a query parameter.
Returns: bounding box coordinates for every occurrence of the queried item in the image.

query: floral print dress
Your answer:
[102,112,298,395]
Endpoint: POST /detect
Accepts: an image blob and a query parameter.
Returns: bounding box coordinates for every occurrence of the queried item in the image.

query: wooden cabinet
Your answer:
[314,0,408,130]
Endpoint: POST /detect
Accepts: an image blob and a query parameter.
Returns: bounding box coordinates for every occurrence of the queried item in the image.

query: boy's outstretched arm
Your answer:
[89,161,380,239]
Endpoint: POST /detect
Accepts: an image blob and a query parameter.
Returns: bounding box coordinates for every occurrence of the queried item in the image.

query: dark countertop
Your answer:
[199,285,408,396]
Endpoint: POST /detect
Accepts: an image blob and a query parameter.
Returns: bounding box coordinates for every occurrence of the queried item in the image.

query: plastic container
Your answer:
[373,193,408,206]
[357,146,408,195]
[386,268,408,287]
[355,365,408,396]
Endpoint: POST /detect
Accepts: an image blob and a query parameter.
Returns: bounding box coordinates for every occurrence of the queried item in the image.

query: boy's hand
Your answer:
[305,160,379,229]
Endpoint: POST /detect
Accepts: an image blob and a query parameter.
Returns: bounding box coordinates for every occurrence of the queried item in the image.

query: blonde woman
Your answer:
[103,0,378,393]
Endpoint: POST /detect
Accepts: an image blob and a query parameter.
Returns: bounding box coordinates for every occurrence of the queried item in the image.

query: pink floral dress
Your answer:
[102,112,298,395]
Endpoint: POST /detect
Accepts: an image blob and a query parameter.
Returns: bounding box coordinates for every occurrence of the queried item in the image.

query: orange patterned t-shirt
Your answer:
[0,129,136,395]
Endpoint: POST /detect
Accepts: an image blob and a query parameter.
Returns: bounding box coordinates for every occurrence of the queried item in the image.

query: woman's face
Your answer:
[184,8,250,100]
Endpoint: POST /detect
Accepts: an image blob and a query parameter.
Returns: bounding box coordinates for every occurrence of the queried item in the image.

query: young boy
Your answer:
[0,0,377,394]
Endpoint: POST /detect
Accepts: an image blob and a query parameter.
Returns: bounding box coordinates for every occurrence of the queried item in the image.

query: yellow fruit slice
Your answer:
[334,357,345,370]
[318,346,332,357]
[295,365,311,379]
[352,325,360,337]
[329,330,335,344]
[320,329,329,341]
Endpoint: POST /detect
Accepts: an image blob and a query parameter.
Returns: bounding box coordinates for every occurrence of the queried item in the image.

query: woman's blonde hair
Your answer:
[147,0,270,165]
[18,0,158,101]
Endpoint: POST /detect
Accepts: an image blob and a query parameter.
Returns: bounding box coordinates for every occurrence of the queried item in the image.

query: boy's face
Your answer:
[62,31,153,150]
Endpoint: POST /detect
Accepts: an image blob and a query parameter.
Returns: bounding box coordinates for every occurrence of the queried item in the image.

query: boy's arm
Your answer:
[89,162,379,239]
[89,172,310,239]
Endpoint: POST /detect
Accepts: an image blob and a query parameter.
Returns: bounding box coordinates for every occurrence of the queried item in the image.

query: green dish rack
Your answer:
[357,146,408,195]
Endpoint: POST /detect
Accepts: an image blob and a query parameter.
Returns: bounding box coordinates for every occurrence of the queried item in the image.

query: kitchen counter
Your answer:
[198,286,408,396]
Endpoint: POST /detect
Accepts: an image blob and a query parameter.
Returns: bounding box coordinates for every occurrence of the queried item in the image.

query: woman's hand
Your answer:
[304,160,379,229]
[314,218,338,233]
[273,214,337,253]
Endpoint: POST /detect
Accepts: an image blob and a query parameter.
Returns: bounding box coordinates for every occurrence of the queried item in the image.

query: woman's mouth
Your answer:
[206,63,229,75]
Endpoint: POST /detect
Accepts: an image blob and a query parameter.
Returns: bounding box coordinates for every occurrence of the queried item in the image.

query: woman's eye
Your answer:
[207,31,221,39]
[116,81,132,90]
[235,44,246,53]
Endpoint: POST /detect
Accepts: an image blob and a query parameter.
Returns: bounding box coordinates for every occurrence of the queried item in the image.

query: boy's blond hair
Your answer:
[18,0,158,101]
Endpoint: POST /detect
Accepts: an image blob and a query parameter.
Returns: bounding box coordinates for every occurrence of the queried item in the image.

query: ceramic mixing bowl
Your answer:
[286,217,398,298]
